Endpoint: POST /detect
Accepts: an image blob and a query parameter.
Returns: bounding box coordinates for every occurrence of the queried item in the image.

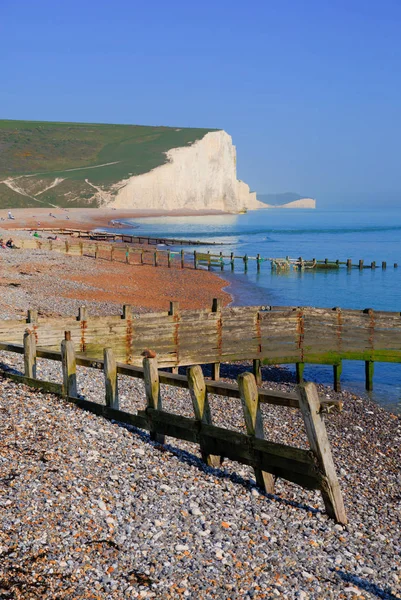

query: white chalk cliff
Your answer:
[108,131,264,212]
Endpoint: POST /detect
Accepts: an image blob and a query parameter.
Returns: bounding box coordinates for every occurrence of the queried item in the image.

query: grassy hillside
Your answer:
[0,120,217,208]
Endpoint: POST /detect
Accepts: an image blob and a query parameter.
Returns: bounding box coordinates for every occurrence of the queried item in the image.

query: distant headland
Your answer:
[258,192,316,209]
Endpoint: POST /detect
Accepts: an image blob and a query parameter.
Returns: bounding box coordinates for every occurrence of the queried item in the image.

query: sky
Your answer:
[1,0,401,205]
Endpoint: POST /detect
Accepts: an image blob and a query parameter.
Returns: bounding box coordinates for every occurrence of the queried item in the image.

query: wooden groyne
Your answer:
[10,235,398,274]
[14,228,219,246]
[0,331,347,523]
[2,302,401,392]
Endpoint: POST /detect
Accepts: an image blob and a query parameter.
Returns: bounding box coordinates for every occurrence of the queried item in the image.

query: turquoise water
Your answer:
[111,209,401,412]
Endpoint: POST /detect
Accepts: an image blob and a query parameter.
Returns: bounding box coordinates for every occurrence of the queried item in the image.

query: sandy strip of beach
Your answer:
[0,207,229,232]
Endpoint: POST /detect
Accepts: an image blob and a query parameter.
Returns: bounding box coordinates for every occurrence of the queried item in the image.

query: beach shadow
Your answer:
[115,420,321,518]
[334,569,399,600]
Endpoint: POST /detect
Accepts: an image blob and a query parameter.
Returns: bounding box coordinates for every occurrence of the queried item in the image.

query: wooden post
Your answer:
[79,241,83,256]
[187,365,222,467]
[78,306,88,322]
[296,362,305,384]
[230,252,234,271]
[95,244,99,259]
[253,359,262,386]
[371,261,376,269]
[298,382,347,524]
[207,251,211,271]
[359,259,364,270]
[211,298,222,381]
[27,309,38,324]
[23,331,37,379]
[365,360,374,391]
[394,263,398,268]
[244,254,248,272]
[347,258,352,269]
[180,249,185,269]
[169,298,179,373]
[140,249,144,264]
[256,254,261,273]
[220,251,224,271]
[382,261,386,269]
[65,240,69,254]
[110,246,114,261]
[143,357,165,444]
[325,258,328,265]
[61,332,77,398]
[104,348,119,409]
[333,361,342,393]
[167,250,171,268]
[238,372,275,494]
[122,304,132,319]
[194,251,197,269]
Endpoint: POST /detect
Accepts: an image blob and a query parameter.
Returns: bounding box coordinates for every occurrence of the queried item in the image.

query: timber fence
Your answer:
[0,331,347,524]
[1,301,401,391]
[10,236,398,273]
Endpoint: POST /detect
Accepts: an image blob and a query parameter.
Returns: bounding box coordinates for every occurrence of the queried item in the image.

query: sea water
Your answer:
[110,208,401,413]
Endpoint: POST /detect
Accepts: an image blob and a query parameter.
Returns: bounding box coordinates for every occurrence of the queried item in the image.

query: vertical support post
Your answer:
[143,357,165,444]
[365,360,374,391]
[325,258,328,265]
[333,361,342,393]
[122,304,132,319]
[65,240,69,254]
[211,298,222,381]
[347,259,352,269]
[256,254,261,273]
[187,365,222,467]
[27,309,38,324]
[371,261,376,269]
[244,254,248,273]
[104,348,119,409]
[78,306,88,322]
[79,241,83,256]
[180,249,185,269]
[298,382,347,524]
[167,251,171,268]
[230,252,234,271]
[194,251,197,269]
[253,359,262,386]
[359,259,364,270]
[394,263,398,268]
[207,251,211,271]
[220,251,224,271]
[154,251,158,267]
[382,261,386,269]
[140,249,144,264]
[61,331,77,398]
[110,246,114,261]
[296,362,305,384]
[23,331,37,379]
[238,372,275,494]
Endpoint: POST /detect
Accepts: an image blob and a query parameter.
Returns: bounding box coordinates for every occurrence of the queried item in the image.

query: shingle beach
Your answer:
[0,231,400,599]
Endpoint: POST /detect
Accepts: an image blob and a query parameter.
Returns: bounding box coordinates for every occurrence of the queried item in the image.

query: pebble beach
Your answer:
[0,229,400,599]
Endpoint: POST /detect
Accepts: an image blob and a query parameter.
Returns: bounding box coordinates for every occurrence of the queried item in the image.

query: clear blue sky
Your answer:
[1,0,400,205]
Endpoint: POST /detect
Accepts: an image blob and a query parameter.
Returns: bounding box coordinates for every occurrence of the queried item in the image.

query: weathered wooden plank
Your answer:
[143,357,165,444]
[23,331,37,379]
[238,372,275,494]
[298,383,347,524]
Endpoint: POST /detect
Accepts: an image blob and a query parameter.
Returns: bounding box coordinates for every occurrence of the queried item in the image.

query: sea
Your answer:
[108,208,401,414]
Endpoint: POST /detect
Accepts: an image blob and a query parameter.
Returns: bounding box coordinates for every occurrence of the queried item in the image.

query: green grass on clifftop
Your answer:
[0,120,217,208]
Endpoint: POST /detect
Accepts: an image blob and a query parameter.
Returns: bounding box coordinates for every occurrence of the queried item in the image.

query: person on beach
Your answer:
[6,239,18,249]
[8,211,15,220]
[0,239,6,249]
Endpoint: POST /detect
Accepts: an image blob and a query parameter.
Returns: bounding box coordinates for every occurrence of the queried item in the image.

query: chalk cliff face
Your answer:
[108,131,264,212]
